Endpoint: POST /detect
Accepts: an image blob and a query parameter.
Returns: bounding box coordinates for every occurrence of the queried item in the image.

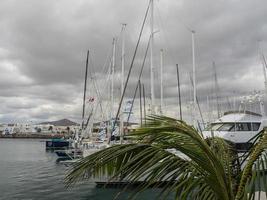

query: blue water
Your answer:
[0,139,170,200]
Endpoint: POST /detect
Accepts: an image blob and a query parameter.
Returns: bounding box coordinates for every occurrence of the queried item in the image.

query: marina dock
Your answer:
[0,133,65,139]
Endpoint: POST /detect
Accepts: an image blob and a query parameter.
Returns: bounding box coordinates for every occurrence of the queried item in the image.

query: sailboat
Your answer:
[65,0,162,161]
[82,25,129,156]
[56,50,97,162]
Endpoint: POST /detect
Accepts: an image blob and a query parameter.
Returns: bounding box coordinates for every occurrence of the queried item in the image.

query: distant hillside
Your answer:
[39,119,79,126]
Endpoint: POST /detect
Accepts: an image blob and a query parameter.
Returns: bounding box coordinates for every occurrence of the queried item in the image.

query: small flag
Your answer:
[88,97,95,103]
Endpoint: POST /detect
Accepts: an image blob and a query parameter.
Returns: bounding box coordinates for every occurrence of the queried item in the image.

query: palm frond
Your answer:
[238,129,267,200]
[65,115,244,200]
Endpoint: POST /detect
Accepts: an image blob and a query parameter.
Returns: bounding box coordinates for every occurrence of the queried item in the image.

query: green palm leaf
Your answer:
[65,115,267,200]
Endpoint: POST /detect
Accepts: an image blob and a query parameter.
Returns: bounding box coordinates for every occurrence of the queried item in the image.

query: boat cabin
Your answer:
[203,111,264,151]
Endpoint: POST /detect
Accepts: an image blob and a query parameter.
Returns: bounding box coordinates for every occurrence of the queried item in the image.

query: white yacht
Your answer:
[202,111,267,151]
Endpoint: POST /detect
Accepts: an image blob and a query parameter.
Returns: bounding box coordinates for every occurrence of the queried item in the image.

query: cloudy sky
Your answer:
[0,0,267,124]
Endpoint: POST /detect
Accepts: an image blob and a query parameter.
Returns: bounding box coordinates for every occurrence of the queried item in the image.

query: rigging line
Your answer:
[111,0,151,139]
[99,44,113,76]
[91,75,105,120]
[126,36,151,126]
[102,45,114,77]
[100,35,121,84]
[84,107,94,130]
[85,98,102,132]
[102,58,113,90]
[93,51,113,109]
[96,76,111,121]
[87,52,112,121]
[100,49,113,99]
[94,74,109,113]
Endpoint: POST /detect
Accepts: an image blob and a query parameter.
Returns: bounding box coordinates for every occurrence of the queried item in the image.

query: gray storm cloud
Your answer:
[0,0,267,123]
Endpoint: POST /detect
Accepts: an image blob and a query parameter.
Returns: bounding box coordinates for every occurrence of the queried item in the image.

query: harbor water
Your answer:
[0,139,172,200]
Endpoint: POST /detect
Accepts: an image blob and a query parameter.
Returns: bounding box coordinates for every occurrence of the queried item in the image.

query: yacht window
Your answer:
[252,123,260,131]
[235,123,251,131]
[217,123,235,131]
[210,123,223,131]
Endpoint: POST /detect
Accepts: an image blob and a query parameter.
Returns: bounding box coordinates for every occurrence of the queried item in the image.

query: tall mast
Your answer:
[150,0,155,114]
[121,24,126,98]
[213,61,220,118]
[120,24,126,143]
[191,30,197,127]
[160,49,163,114]
[176,64,182,120]
[188,72,193,123]
[259,42,267,117]
[82,50,89,130]
[189,74,205,127]
[111,38,116,118]
[261,54,267,84]
[233,91,236,110]
[139,80,143,125]
[207,96,210,123]
[262,54,267,116]
[143,84,146,124]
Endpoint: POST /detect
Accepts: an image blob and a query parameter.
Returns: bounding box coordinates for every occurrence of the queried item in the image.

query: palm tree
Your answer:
[65,115,267,200]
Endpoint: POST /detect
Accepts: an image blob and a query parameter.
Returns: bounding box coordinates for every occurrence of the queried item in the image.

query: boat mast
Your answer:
[261,52,267,116]
[207,95,211,123]
[111,38,116,118]
[191,30,197,127]
[160,49,163,114]
[261,54,267,83]
[120,24,126,143]
[213,61,220,118]
[189,74,205,127]
[111,0,151,144]
[82,50,89,130]
[176,64,182,120]
[233,91,236,110]
[139,80,143,125]
[257,41,267,116]
[143,83,146,124]
[150,0,155,114]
